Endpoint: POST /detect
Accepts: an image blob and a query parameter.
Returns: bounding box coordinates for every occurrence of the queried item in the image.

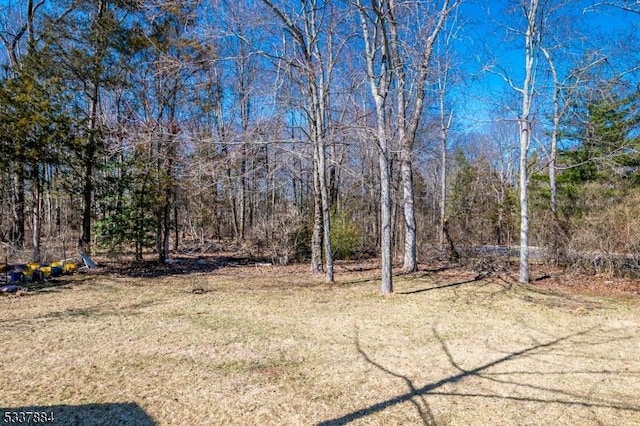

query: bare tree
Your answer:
[0,0,46,70]
[355,0,394,293]
[355,0,460,291]
[261,0,336,282]
[541,47,560,215]
[486,0,542,283]
[385,0,461,273]
[541,47,607,217]
[516,0,541,283]
[588,0,640,13]
[434,11,459,252]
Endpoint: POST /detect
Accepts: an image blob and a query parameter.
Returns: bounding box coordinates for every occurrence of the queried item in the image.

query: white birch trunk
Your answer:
[519,123,530,283]
[400,156,417,273]
[311,161,323,274]
[518,0,539,284]
[357,0,393,293]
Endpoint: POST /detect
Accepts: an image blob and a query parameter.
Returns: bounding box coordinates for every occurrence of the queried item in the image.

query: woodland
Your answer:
[1,0,640,294]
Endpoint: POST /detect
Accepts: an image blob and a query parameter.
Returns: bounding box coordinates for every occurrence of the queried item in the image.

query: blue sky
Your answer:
[451,0,639,133]
[1,0,637,140]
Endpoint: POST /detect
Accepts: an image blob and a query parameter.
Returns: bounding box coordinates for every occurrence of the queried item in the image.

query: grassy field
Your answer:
[1,261,639,425]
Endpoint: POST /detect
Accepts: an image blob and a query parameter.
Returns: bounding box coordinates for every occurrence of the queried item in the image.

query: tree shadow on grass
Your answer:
[398,273,488,295]
[351,330,438,426]
[317,327,640,425]
[398,274,602,313]
[341,263,464,287]
[0,402,155,426]
[0,298,160,325]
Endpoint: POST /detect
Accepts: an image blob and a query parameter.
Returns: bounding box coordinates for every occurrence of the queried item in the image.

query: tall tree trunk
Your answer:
[160,158,172,263]
[261,0,334,282]
[438,72,452,252]
[223,145,240,241]
[497,177,505,245]
[79,0,106,254]
[439,126,447,251]
[386,0,416,274]
[32,164,42,263]
[311,161,323,274]
[379,127,393,294]
[239,157,246,241]
[400,155,417,272]
[80,149,94,253]
[519,126,530,283]
[11,164,25,247]
[161,199,171,263]
[549,131,557,215]
[174,203,179,252]
[230,189,239,240]
[315,133,334,282]
[308,5,334,283]
[311,65,334,282]
[542,48,559,216]
[518,0,539,284]
[357,0,393,293]
[386,0,458,273]
[238,52,250,241]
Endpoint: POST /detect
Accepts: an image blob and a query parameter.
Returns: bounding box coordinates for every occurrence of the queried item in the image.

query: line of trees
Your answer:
[1,0,639,291]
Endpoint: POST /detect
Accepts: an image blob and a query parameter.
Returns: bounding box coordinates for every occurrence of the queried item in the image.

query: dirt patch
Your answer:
[538,272,640,299]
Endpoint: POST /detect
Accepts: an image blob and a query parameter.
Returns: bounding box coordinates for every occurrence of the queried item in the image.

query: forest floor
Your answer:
[0,257,639,425]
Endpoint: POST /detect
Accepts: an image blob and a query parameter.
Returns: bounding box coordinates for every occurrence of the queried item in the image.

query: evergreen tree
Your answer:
[0,52,78,259]
[558,83,640,218]
[40,0,144,253]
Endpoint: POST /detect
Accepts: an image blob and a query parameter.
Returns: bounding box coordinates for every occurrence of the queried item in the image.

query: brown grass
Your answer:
[1,262,639,425]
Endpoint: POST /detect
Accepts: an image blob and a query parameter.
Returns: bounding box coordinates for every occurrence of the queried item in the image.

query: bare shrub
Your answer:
[567,192,640,277]
[534,210,570,265]
[251,208,310,265]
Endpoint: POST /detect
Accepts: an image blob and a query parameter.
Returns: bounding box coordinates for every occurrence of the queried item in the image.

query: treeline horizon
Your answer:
[1,0,639,290]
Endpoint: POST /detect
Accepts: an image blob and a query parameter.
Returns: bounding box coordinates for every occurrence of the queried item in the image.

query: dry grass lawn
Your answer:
[1,261,639,425]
